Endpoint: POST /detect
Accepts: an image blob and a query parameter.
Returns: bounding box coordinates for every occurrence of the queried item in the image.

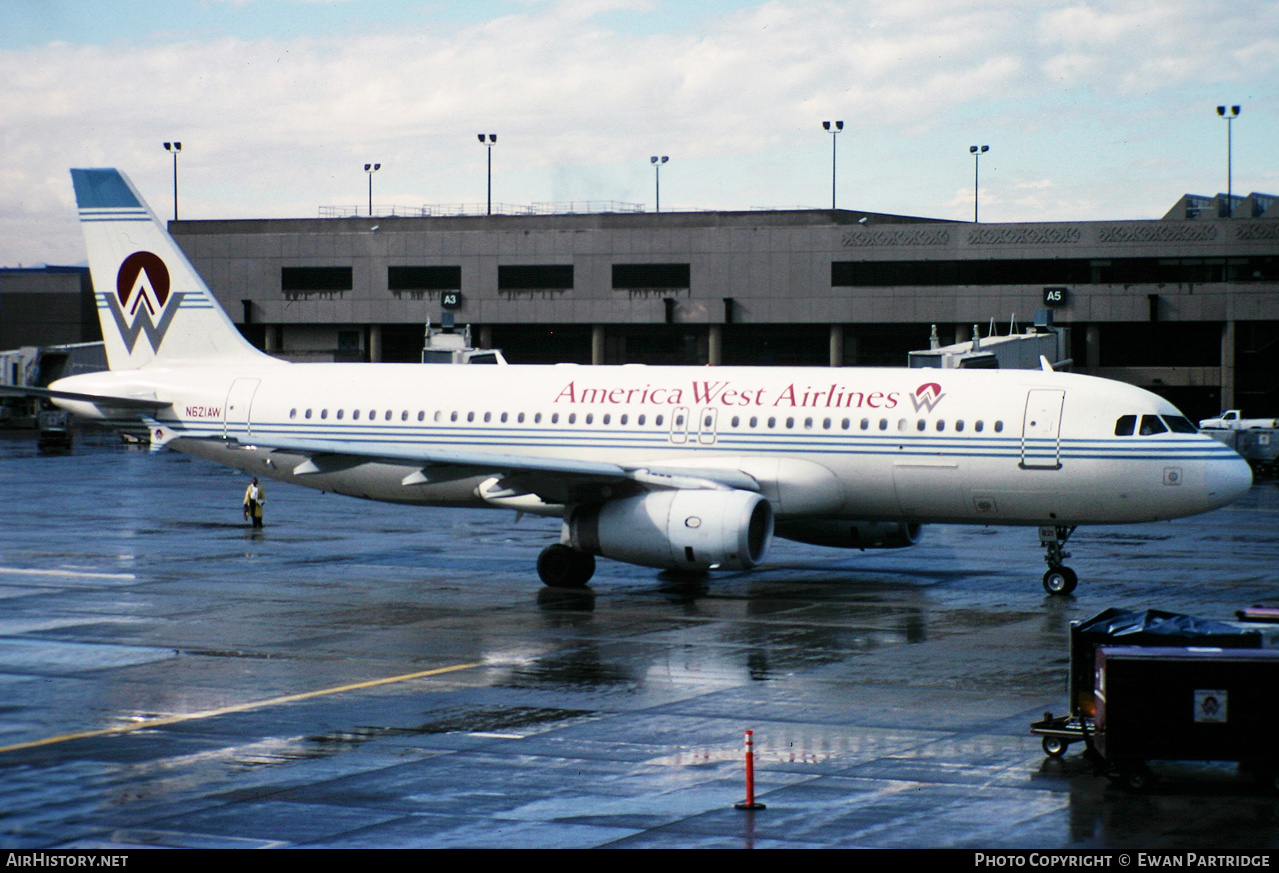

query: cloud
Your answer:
[1,0,1275,264]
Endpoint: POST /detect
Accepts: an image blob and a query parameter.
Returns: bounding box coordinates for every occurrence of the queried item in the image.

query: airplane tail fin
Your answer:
[71,168,269,370]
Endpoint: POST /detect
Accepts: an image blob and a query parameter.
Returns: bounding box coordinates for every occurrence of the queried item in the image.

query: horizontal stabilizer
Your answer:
[0,384,171,410]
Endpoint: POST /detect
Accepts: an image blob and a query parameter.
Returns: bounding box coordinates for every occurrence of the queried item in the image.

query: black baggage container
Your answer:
[1031,608,1265,758]
[1095,645,1279,790]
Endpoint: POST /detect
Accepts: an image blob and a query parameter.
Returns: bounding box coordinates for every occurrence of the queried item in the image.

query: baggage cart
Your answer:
[1030,608,1264,759]
[1094,646,1279,791]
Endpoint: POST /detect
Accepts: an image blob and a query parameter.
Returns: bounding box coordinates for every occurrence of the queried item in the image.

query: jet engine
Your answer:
[567,489,773,571]
[774,519,922,550]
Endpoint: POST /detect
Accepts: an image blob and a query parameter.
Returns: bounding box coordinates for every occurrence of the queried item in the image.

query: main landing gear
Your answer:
[537,543,596,589]
[1039,524,1078,596]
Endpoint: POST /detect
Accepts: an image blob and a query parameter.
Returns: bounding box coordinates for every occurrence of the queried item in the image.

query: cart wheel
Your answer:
[1042,736,1069,758]
[1116,764,1154,793]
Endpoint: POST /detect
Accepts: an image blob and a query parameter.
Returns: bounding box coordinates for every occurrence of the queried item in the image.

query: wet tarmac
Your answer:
[1,430,1278,849]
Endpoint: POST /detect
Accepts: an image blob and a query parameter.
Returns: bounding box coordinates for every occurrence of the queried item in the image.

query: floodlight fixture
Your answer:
[651,156,669,212]
[478,134,497,214]
[1216,105,1241,216]
[163,142,182,221]
[822,121,843,209]
[970,144,989,222]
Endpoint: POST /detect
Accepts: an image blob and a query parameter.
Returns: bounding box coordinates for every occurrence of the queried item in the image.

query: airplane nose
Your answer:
[1205,453,1253,508]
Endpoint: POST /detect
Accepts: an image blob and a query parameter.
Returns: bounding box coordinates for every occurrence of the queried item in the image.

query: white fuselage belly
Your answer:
[54,362,1249,527]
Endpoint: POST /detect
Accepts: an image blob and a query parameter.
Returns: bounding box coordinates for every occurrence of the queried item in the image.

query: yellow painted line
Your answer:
[0,661,483,756]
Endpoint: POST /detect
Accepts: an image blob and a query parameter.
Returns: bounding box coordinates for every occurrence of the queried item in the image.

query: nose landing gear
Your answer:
[1040,524,1078,596]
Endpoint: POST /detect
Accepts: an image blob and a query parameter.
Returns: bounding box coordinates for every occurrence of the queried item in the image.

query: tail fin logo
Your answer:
[909,382,945,413]
[106,251,183,353]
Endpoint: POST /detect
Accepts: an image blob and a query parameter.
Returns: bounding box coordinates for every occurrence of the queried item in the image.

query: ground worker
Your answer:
[243,476,265,528]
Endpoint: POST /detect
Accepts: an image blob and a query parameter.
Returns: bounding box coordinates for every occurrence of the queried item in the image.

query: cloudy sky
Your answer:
[3,0,1275,266]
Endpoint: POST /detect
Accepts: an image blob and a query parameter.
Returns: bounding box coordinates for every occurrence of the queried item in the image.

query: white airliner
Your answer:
[15,169,1255,595]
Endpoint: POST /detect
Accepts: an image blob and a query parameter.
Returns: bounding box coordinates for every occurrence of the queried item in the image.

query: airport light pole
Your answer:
[970,144,989,222]
[1217,105,1240,217]
[478,134,497,215]
[163,142,181,221]
[650,155,668,212]
[364,163,381,216]
[822,121,843,209]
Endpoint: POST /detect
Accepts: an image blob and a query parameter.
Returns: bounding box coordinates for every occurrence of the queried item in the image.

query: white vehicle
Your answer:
[1199,410,1279,430]
[18,169,1255,596]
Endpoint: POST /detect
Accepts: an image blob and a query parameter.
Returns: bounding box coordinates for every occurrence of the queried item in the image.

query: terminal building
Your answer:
[4,190,1277,422]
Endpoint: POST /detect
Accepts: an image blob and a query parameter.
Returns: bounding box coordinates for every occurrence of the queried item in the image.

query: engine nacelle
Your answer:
[567,490,773,571]
[774,519,923,550]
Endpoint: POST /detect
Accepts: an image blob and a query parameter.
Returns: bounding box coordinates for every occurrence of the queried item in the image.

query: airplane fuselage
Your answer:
[53,361,1251,528]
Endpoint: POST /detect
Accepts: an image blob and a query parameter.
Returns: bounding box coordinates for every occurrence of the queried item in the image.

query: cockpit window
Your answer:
[1163,415,1198,434]
[1139,414,1168,436]
[1114,415,1136,436]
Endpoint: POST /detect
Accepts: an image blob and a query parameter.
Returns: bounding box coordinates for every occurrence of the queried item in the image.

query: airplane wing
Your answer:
[0,384,172,410]
[234,433,761,507]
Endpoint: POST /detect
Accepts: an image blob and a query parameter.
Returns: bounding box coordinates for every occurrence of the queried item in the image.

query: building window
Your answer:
[498,264,574,289]
[281,266,352,292]
[611,263,691,288]
[388,265,462,290]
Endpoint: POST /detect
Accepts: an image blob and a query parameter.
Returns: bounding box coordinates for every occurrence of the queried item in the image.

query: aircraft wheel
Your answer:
[1042,736,1069,758]
[1042,565,1078,596]
[537,544,595,589]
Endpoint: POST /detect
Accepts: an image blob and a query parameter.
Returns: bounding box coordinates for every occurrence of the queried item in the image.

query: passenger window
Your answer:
[603,414,611,425]
[552,413,559,424]
[731,416,740,428]
[619,414,627,425]
[517,412,524,423]
[1114,415,1136,436]
[955,420,965,432]
[336,409,344,420]
[369,410,376,420]
[898,419,908,432]
[1163,415,1197,433]
[585,413,593,425]
[305,409,312,419]
[802,417,812,429]
[656,415,664,426]
[975,421,984,432]
[569,413,576,424]
[289,408,297,419]
[484,412,492,423]
[936,420,945,432]
[385,410,392,421]
[749,416,758,428]
[994,421,1003,433]
[402,411,409,421]
[786,417,795,429]
[767,417,776,428]
[879,418,888,430]
[1139,415,1168,435]
[822,418,831,430]
[352,409,361,420]
[861,418,870,430]
[467,412,475,422]
[638,414,646,426]
[320,409,328,419]
[916,419,926,432]
[418,411,425,422]
[841,418,850,430]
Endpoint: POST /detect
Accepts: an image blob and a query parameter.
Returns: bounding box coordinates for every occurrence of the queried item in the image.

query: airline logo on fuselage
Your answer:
[909,382,945,413]
[103,251,184,353]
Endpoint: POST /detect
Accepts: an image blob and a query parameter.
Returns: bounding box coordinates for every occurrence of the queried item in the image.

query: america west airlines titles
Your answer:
[552,379,946,413]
